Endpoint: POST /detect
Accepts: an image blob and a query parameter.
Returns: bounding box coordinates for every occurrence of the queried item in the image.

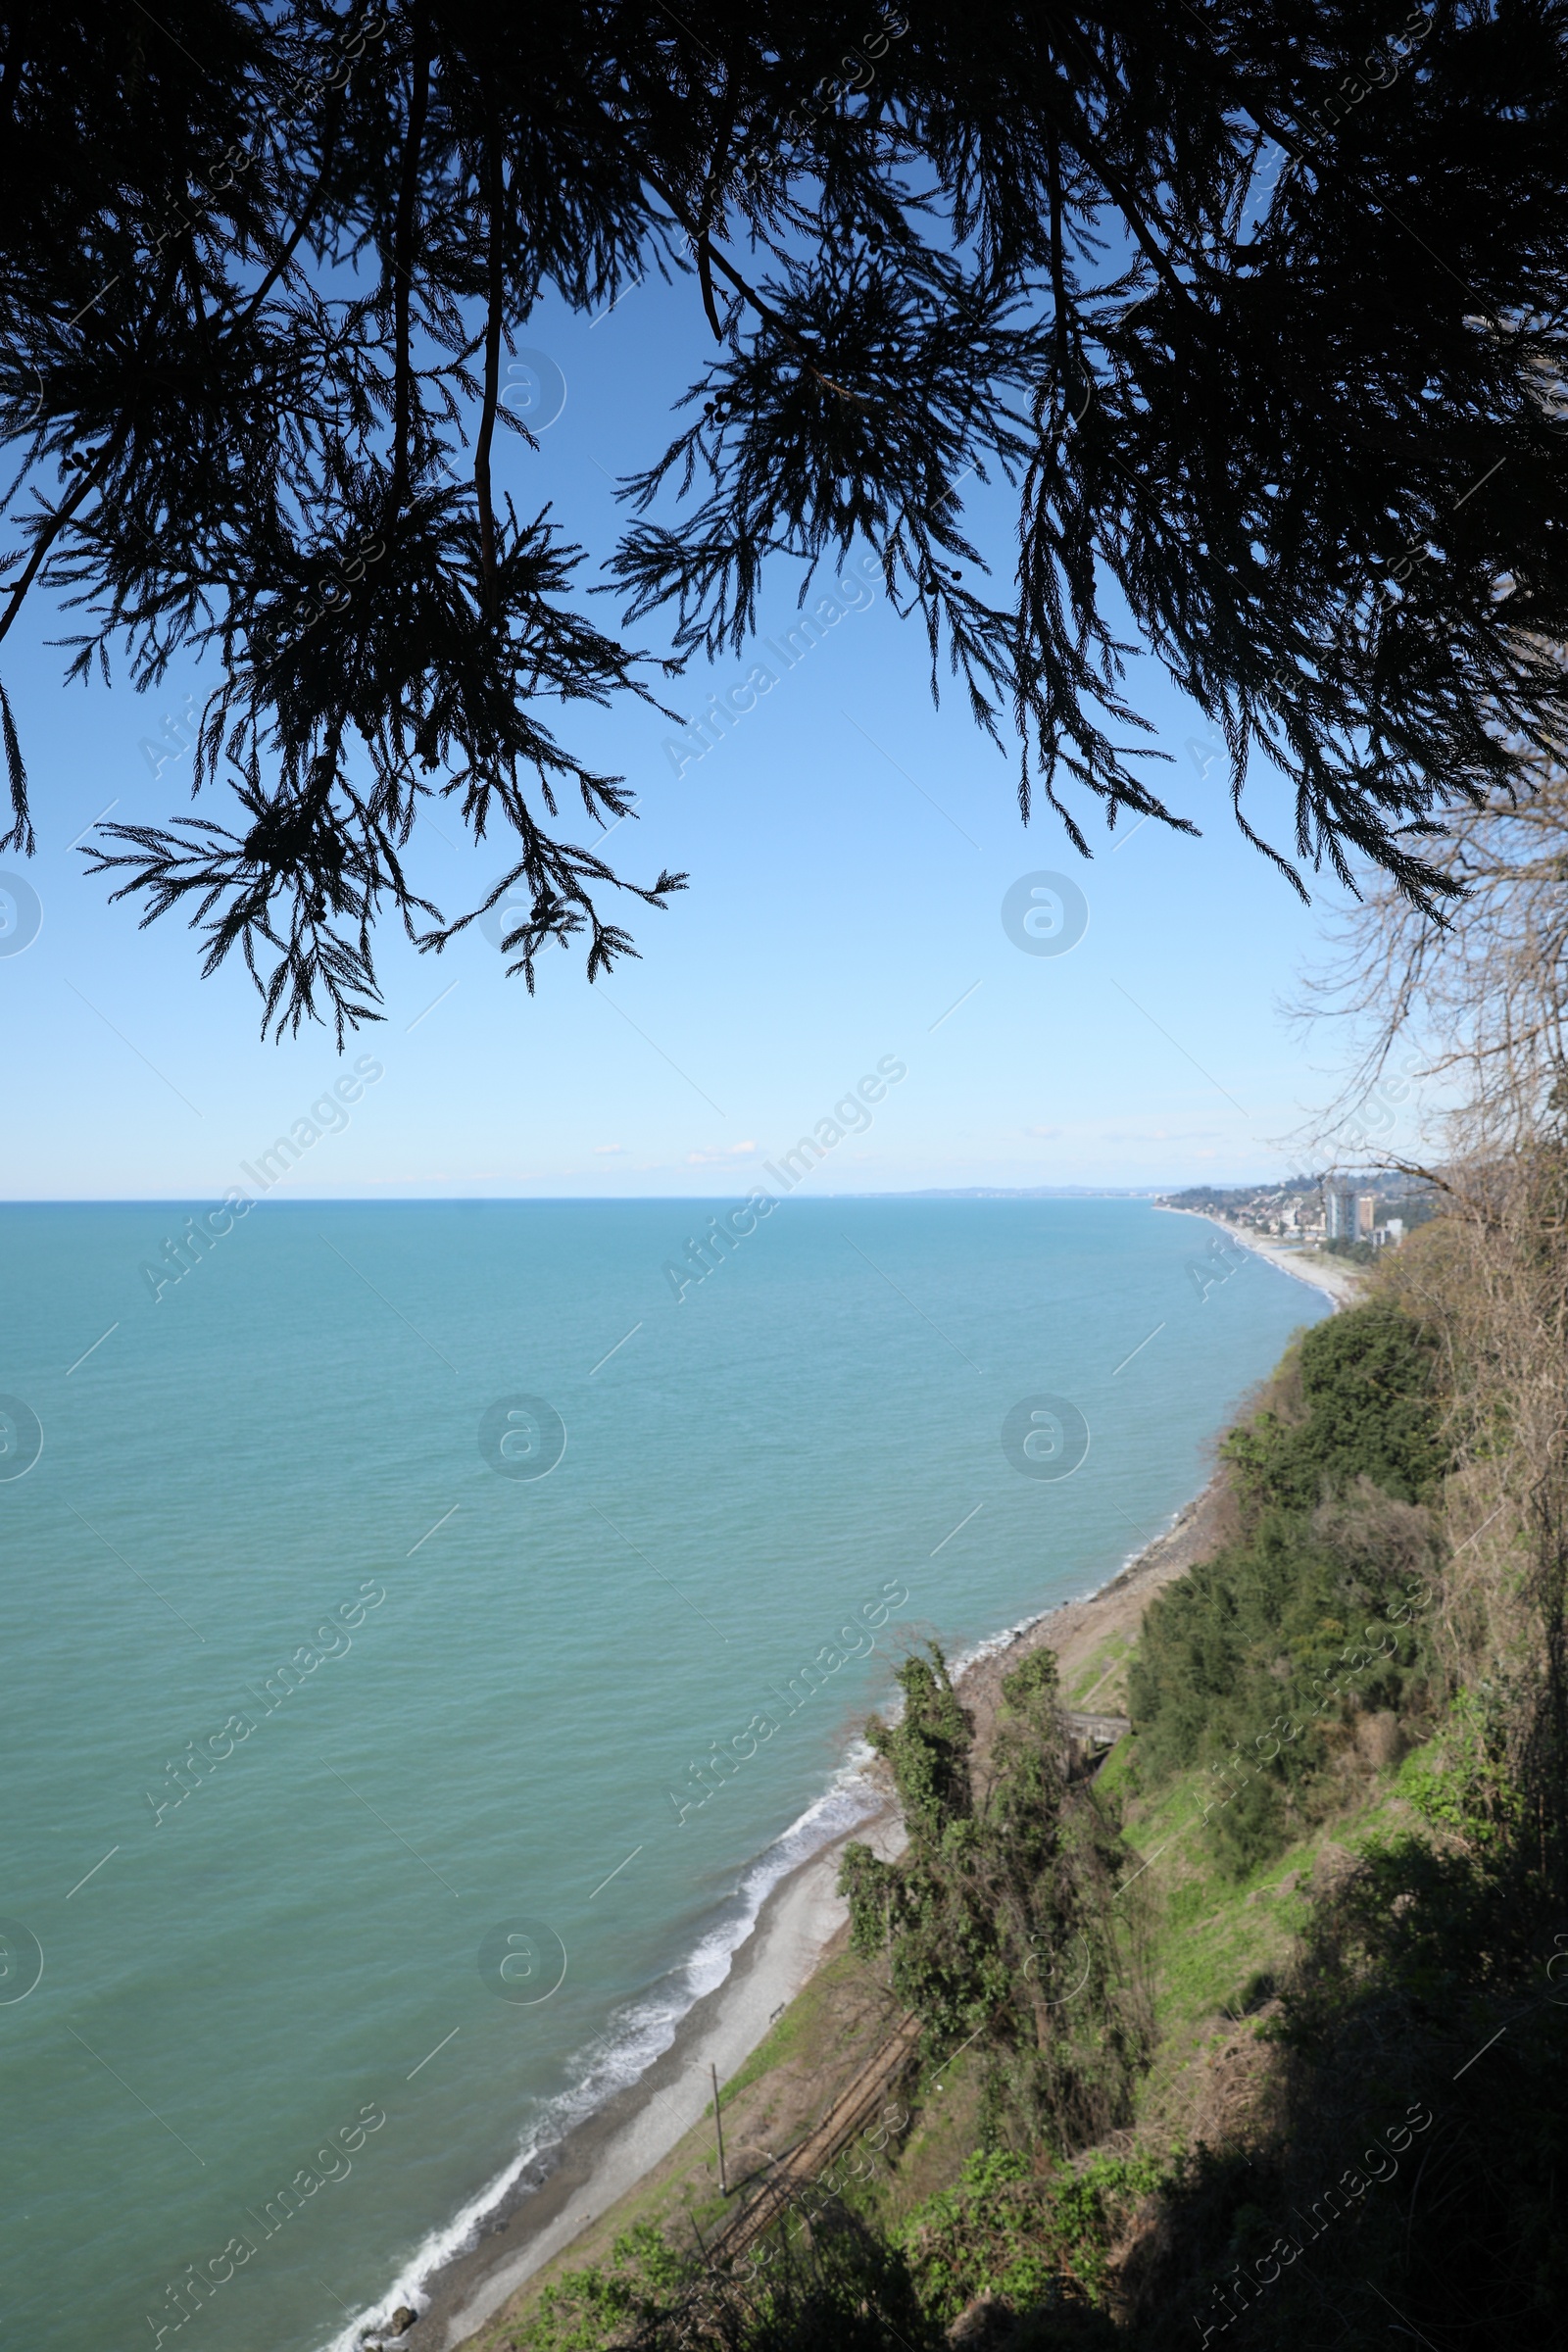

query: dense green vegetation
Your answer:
[1125,1306,1444,1875]
[498,1282,1568,2351]
[502,2147,1176,2352]
[511,2214,941,2352]
[839,1644,1151,2150]
[898,2145,1171,2331]
[1223,1303,1445,1511]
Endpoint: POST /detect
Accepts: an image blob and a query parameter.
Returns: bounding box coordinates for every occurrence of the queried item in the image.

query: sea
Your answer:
[0,1198,1325,2352]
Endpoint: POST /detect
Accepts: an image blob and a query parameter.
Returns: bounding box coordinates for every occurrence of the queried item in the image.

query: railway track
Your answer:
[702,2013,923,2271]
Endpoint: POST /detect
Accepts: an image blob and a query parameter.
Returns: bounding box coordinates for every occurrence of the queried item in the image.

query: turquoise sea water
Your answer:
[0,1199,1324,2352]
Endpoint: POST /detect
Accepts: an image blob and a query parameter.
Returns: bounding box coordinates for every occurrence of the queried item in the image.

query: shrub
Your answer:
[899,2143,1173,2322]
[1126,1307,1445,1873]
[1224,1304,1445,1513]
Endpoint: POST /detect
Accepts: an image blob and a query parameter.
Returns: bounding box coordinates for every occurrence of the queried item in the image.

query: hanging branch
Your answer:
[695,84,739,341]
[389,4,430,515]
[474,112,505,616]
[1,4,1564,1040]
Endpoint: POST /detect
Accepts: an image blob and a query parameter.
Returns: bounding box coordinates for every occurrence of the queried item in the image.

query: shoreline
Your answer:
[420,1805,906,2350]
[1153,1202,1364,1306]
[361,1477,1236,2352]
[329,1779,900,2352]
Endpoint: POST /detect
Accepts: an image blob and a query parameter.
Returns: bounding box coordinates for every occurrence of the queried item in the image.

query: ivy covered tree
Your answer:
[5,3,1568,1037]
[840,1643,1151,2151]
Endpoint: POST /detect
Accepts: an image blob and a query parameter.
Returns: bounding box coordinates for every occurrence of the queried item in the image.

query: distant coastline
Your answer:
[896,1186,1165,1199]
[1154,1201,1363,1307]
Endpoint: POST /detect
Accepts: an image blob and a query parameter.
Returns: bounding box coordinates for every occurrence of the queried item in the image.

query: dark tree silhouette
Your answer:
[3,2,1567,1037]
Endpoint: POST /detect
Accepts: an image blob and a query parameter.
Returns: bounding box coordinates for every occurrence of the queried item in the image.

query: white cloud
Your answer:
[685,1140,760,1165]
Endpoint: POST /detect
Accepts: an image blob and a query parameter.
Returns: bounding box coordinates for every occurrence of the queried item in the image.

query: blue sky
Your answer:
[0,268,1352,1201]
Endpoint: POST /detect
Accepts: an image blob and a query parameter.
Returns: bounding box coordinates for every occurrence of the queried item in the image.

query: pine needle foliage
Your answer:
[5,5,1568,1032]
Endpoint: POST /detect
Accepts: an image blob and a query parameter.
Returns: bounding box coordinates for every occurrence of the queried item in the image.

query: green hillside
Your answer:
[481,1273,1568,2352]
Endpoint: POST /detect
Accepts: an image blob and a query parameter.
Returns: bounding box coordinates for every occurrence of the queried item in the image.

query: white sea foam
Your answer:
[322,1502,1206,2349]
[320,1763,885,2352]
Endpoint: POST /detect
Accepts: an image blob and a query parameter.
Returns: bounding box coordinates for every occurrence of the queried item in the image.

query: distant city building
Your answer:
[1326,1188,1358,1241]
[1158,1177,1433,1250]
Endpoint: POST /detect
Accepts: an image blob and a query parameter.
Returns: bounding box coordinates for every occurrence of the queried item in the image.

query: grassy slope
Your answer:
[1064,1632,1134,1712]
[480,1659,1435,2350]
[1112,1736,1432,2134]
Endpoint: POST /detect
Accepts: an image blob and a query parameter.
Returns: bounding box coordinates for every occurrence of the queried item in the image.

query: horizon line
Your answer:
[0,1184,1293,1206]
